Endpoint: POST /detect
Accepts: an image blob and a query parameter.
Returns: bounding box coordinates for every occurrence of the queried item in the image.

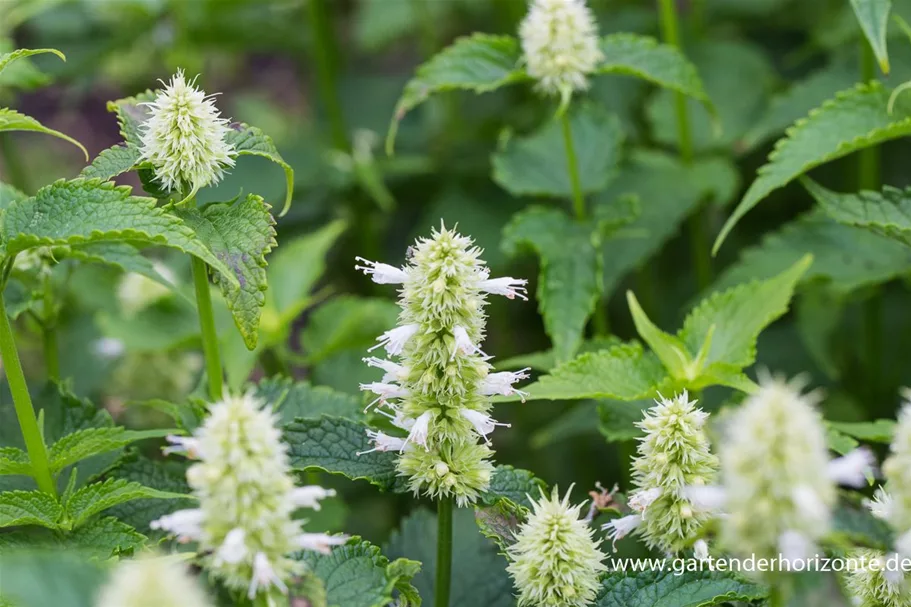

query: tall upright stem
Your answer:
[0,291,56,496]
[308,0,349,152]
[435,496,453,607]
[42,274,59,382]
[560,112,587,220]
[658,0,711,289]
[191,257,224,401]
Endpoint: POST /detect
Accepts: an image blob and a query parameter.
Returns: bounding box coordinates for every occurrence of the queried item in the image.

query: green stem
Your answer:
[0,134,29,193]
[435,496,453,607]
[191,257,224,401]
[859,39,879,191]
[308,0,349,151]
[560,112,587,220]
[42,274,59,382]
[0,291,56,496]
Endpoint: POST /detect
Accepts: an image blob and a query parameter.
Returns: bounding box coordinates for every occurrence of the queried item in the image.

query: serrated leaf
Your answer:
[48,427,173,475]
[492,104,624,198]
[64,515,146,557]
[0,551,106,607]
[0,181,27,209]
[78,143,141,181]
[832,492,895,549]
[0,446,30,476]
[806,178,911,249]
[0,48,65,75]
[63,477,187,528]
[497,336,622,372]
[0,490,63,529]
[300,296,400,365]
[503,207,603,363]
[851,0,891,73]
[598,399,650,443]
[595,569,767,607]
[715,82,911,253]
[224,122,295,216]
[0,108,87,159]
[709,209,911,297]
[679,255,812,371]
[388,33,527,152]
[106,90,154,146]
[296,537,420,607]
[480,465,546,511]
[1,178,237,284]
[385,508,514,607]
[65,242,178,292]
[597,34,712,109]
[626,292,691,379]
[284,416,401,491]
[104,453,193,538]
[176,194,276,349]
[517,342,667,403]
[254,377,363,424]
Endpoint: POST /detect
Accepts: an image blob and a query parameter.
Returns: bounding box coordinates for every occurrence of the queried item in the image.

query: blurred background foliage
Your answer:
[4,0,911,558]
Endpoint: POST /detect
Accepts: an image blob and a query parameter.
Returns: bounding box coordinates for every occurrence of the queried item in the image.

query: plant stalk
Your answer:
[435,496,454,607]
[560,112,587,220]
[42,274,59,382]
[191,256,224,401]
[0,291,57,496]
[658,0,711,289]
[308,0,349,152]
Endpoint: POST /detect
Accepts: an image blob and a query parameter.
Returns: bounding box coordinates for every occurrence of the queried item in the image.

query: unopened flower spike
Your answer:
[96,553,216,607]
[844,549,911,607]
[884,394,911,558]
[356,225,526,506]
[604,391,719,554]
[508,486,606,607]
[519,0,604,106]
[139,69,235,199]
[151,392,347,599]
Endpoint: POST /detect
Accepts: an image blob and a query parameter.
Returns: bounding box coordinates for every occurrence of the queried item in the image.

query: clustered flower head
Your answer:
[151,392,347,600]
[519,0,604,102]
[710,375,874,568]
[139,69,235,195]
[507,486,606,607]
[356,224,528,506]
[604,391,718,553]
[844,549,911,607]
[884,396,911,558]
[117,261,177,316]
[95,553,215,607]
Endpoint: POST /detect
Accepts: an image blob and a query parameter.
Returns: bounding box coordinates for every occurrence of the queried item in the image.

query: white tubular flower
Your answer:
[519,0,604,101]
[603,514,641,546]
[508,487,606,607]
[828,447,877,488]
[355,257,409,284]
[867,488,894,521]
[162,434,202,459]
[359,382,409,410]
[370,324,420,356]
[844,549,911,607]
[358,225,525,505]
[296,533,350,555]
[625,392,719,553]
[151,392,347,599]
[117,262,176,316]
[480,369,531,400]
[719,375,835,568]
[683,485,727,513]
[139,69,235,194]
[95,553,215,607]
[478,276,529,300]
[884,400,911,547]
[694,540,710,562]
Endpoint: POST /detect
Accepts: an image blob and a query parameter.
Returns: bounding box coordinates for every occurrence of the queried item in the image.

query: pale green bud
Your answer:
[843,549,910,607]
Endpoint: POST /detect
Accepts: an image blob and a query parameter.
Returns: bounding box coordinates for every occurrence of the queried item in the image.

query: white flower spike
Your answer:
[96,553,216,607]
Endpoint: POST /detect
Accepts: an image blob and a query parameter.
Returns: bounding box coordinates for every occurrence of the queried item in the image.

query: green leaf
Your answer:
[832,492,895,549]
[224,122,295,216]
[715,82,911,253]
[300,296,401,365]
[65,242,179,292]
[0,181,27,209]
[64,516,146,557]
[598,34,712,109]
[595,569,767,607]
[0,108,88,160]
[0,490,63,529]
[626,292,691,379]
[106,90,154,147]
[0,48,65,75]
[296,537,421,607]
[827,419,896,443]
[0,446,30,476]
[850,0,892,73]
[598,399,650,443]
[254,377,364,424]
[284,416,401,491]
[78,143,141,181]
[492,104,624,198]
[176,194,276,349]
[63,478,187,529]
[497,336,621,372]
[532,401,602,447]
[678,256,812,371]
[48,427,173,475]
[517,341,667,403]
[480,465,546,511]
[709,209,911,297]
[0,551,106,607]
[1,179,237,284]
[502,207,603,363]
[806,178,911,248]
[388,33,527,153]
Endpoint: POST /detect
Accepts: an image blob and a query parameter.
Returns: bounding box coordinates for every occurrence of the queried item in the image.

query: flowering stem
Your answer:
[42,273,59,382]
[191,256,224,401]
[435,496,454,607]
[0,290,57,496]
[658,0,712,290]
[560,112,587,220]
[308,0,349,152]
